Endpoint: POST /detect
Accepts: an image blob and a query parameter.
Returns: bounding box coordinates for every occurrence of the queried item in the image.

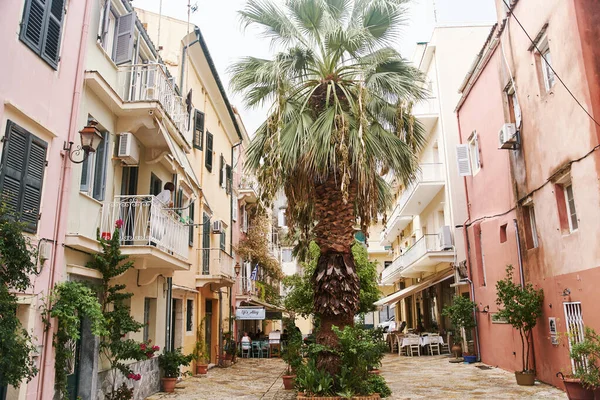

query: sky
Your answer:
[135,0,496,135]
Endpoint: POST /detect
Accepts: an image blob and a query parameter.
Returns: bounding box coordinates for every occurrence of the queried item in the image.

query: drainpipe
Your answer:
[37,0,92,396]
[218,289,223,366]
[165,277,173,352]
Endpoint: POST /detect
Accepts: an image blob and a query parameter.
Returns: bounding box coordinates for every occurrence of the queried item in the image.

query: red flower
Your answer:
[140,343,147,350]
[152,345,160,351]
[101,232,112,240]
[146,352,154,358]
[115,219,124,228]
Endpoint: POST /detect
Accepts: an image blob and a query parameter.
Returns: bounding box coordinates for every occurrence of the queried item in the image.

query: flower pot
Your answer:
[515,371,536,386]
[282,374,295,390]
[196,364,208,375]
[296,395,380,400]
[463,355,477,364]
[451,344,462,358]
[562,378,594,400]
[161,377,177,393]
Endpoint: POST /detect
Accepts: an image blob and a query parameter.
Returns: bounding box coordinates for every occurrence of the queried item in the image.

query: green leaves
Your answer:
[441,295,477,343]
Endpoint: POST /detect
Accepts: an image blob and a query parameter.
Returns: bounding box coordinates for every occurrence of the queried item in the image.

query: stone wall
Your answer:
[97,358,160,400]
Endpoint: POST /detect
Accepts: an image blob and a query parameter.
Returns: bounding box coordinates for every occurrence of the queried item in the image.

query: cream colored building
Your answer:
[373,25,492,335]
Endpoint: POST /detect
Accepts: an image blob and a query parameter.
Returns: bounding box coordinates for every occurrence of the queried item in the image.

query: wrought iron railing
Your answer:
[100,195,188,260]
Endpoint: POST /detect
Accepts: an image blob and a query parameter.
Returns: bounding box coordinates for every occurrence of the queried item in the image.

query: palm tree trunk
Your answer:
[312,173,360,376]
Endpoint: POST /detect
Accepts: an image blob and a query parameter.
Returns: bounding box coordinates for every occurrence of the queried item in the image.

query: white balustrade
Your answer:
[380,234,446,283]
[198,248,235,277]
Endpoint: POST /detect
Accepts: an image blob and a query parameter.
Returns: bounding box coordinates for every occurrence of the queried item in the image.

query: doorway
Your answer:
[170,299,182,351]
[205,300,213,362]
[120,167,139,245]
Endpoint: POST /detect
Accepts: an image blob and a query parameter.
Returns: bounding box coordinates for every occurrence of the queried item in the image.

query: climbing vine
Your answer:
[0,204,39,387]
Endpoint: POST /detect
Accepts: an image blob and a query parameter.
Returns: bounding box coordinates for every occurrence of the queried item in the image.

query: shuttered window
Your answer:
[20,0,66,69]
[81,131,109,201]
[193,110,205,150]
[202,213,210,274]
[0,121,48,232]
[113,12,135,65]
[205,132,213,172]
[226,165,232,195]
[188,201,195,247]
[219,155,225,187]
[456,144,472,176]
[220,231,226,251]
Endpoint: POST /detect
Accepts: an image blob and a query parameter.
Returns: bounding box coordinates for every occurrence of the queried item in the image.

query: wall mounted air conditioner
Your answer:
[117,132,140,165]
[438,225,453,250]
[498,123,518,150]
[212,220,223,234]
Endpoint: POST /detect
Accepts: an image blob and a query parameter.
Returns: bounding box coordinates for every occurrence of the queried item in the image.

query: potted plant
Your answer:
[222,333,237,367]
[442,295,477,363]
[192,319,209,374]
[281,319,303,390]
[557,327,600,399]
[158,348,193,393]
[495,265,544,386]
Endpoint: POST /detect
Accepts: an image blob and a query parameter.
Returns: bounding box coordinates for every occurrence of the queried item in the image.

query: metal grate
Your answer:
[564,302,585,373]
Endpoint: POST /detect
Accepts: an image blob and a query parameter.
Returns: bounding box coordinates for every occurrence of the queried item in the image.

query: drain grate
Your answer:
[476,365,493,370]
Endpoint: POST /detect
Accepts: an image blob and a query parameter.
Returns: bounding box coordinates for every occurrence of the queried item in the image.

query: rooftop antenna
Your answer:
[432,0,438,24]
[157,0,163,52]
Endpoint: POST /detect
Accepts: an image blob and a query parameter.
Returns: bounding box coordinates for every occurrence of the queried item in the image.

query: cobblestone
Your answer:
[147,354,568,399]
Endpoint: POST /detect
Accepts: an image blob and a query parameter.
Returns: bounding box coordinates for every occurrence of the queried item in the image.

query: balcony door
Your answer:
[205,300,213,362]
[120,167,139,245]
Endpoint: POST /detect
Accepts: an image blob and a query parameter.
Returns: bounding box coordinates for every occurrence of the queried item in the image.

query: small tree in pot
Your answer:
[281,318,304,390]
[191,318,209,374]
[158,348,192,393]
[495,265,544,386]
[556,327,600,399]
[442,295,477,362]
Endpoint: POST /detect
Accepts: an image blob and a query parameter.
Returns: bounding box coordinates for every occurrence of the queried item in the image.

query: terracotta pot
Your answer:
[451,344,462,358]
[562,378,594,400]
[282,374,295,390]
[515,371,535,386]
[161,377,177,393]
[196,364,208,375]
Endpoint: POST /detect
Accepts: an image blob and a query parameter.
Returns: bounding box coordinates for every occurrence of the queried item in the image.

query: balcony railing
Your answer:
[380,234,447,282]
[100,195,189,260]
[412,97,439,116]
[396,163,444,211]
[239,277,257,296]
[198,248,235,278]
[117,63,189,135]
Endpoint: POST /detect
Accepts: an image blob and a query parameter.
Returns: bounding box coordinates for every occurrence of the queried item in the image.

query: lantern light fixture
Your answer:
[63,119,103,164]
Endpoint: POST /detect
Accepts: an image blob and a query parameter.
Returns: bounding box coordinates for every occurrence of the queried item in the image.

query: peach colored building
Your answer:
[457,0,600,389]
[0,0,92,399]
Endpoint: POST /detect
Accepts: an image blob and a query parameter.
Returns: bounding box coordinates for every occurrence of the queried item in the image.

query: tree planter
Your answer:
[297,394,380,400]
[561,377,595,400]
[514,371,535,386]
[282,374,295,390]
[196,364,208,375]
[161,377,177,393]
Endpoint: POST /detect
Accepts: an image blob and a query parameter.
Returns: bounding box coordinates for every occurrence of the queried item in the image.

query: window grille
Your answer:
[564,302,585,373]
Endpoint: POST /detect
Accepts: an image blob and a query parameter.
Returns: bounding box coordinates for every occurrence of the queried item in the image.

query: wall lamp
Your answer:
[480,305,490,313]
[234,262,241,276]
[63,119,103,164]
[562,288,571,297]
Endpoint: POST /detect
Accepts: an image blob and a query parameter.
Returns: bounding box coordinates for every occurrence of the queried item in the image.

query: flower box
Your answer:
[297,394,380,400]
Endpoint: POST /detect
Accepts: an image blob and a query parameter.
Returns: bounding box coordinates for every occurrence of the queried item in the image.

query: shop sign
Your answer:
[236,307,265,320]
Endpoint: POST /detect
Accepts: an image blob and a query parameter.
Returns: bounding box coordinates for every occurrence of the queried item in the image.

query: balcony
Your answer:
[380,203,412,246]
[65,195,191,274]
[238,176,259,204]
[412,97,439,134]
[239,277,258,297]
[396,163,445,217]
[195,248,236,289]
[380,230,454,284]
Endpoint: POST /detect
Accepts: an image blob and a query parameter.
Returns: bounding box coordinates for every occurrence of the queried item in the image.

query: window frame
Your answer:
[186,299,194,333]
[522,202,539,249]
[193,110,205,150]
[80,128,110,201]
[19,0,66,70]
[467,132,481,175]
[205,132,213,172]
[220,230,226,251]
[563,183,578,232]
[537,35,555,92]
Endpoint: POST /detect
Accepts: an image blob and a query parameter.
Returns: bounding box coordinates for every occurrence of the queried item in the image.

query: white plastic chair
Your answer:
[428,334,441,356]
[241,341,251,358]
[405,336,420,356]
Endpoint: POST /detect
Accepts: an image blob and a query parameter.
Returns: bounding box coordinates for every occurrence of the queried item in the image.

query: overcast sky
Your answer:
[135,0,496,135]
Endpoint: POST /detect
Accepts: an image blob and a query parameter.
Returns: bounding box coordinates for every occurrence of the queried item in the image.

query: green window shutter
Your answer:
[92,132,109,201]
[220,231,225,251]
[0,121,47,233]
[219,155,224,187]
[19,0,65,69]
[113,12,135,64]
[226,165,232,195]
[188,201,195,247]
[193,110,204,150]
[205,132,213,172]
[202,213,211,274]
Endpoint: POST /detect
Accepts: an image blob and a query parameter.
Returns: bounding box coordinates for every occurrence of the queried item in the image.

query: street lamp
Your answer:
[63,119,104,164]
[234,262,241,276]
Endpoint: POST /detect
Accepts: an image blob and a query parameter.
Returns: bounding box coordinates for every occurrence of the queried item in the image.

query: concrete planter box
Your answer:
[297,394,380,400]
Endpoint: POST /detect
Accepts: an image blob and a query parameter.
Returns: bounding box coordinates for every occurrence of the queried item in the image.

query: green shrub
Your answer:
[158,348,193,378]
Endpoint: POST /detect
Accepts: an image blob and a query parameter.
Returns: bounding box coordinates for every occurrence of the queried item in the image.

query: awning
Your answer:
[157,119,201,190]
[374,269,454,306]
[172,284,199,294]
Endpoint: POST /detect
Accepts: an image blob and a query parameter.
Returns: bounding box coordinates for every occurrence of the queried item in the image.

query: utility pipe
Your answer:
[38,0,92,396]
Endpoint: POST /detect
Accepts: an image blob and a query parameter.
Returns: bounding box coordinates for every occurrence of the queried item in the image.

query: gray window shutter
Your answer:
[205,132,213,171]
[226,165,232,195]
[113,12,135,65]
[20,0,47,55]
[100,0,111,44]
[92,132,109,201]
[188,201,195,247]
[0,121,47,232]
[79,156,91,192]
[41,0,65,67]
[202,213,211,274]
[456,144,472,177]
[193,110,204,150]
[219,155,224,187]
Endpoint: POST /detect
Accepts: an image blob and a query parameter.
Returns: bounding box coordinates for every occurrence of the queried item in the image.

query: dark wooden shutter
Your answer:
[219,155,224,187]
[226,165,232,195]
[113,12,135,65]
[0,121,47,232]
[20,0,46,54]
[205,132,213,172]
[188,201,195,247]
[42,0,65,67]
[193,110,204,150]
[202,213,210,274]
[92,132,109,201]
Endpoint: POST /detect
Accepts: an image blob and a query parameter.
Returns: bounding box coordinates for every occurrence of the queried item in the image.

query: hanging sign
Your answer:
[236,307,265,320]
[549,317,559,345]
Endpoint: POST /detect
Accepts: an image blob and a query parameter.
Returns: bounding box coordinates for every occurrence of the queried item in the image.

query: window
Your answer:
[205,132,213,171]
[80,126,109,201]
[468,132,481,175]
[188,201,195,247]
[149,173,162,196]
[506,85,522,128]
[564,183,578,232]
[186,299,193,332]
[98,0,116,54]
[281,248,293,263]
[226,165,232,195]
[193,110,205,150]
[0,121,47,232]
[384,261,392,269]
[538,35,555,92]
[564,302,585,373]
[522,203,539,249]
[278,209,286,227]
[242,206,248,233]
[20,0,66,69]
[456,144,472,176]
[555,175,578,233]
[219,155,225,188]
[232,201,238,222]
[143,298,156,342]
[500,224,508,243]
[220,230,226,251]
[98,1,135,65]
[202,213,210,274]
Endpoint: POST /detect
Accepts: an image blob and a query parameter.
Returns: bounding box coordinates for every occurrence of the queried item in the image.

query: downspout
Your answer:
[165,277,173,351]
[218,289,223,366]
[38,0,92,396]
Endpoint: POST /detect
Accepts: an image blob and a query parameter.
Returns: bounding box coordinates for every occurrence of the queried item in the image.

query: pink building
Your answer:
[0,0,92,399]
[457,0,600,389]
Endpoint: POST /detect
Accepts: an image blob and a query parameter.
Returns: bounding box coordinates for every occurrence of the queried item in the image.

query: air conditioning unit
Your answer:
[212,220,223,233]
[438,226,453,250]
[498,123,518,150]
[117,132,140,165]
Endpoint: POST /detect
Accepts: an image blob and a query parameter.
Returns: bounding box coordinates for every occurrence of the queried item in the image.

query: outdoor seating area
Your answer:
[387,332,449,357]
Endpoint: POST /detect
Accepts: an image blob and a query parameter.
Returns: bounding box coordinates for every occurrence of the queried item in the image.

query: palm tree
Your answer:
[230,0,427,374]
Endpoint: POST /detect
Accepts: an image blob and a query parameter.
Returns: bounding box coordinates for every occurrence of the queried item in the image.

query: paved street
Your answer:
[147,354,567,400]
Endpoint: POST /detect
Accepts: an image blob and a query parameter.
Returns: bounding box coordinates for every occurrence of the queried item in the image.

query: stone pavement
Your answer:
[147,354,567,400]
